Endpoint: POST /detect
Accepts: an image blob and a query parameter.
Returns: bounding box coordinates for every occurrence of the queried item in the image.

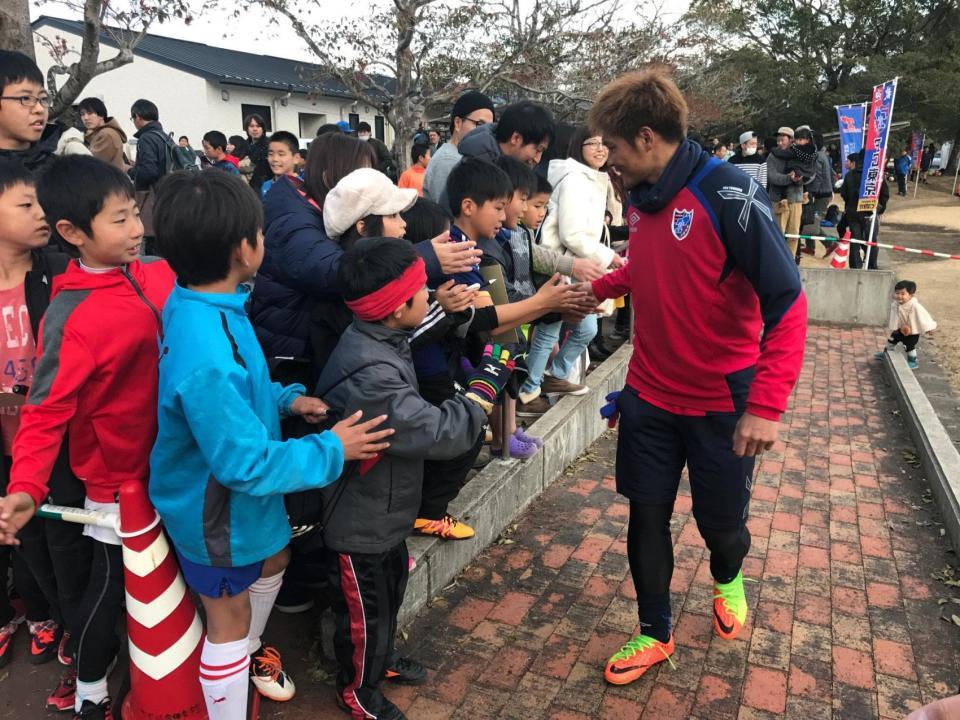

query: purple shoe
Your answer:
[492,435,539,459]
[514,428,543,448]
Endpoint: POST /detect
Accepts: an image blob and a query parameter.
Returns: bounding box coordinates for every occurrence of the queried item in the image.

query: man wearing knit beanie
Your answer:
[729,130,768,190]
[423,90,495,201]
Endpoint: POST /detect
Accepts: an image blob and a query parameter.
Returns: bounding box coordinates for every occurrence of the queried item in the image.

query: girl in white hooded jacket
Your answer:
[518,127,624,416]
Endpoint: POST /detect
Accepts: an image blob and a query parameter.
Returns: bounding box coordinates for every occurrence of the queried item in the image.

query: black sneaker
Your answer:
[274,581,315,614]
[74,699,113,720]
[384,656,427,685]
[337,693,407,719]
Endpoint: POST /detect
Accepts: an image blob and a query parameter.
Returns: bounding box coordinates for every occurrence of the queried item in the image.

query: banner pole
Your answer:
[863,80,897,270]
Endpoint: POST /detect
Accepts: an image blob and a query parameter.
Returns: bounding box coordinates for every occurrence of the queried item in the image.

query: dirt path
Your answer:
[799,176,960,391]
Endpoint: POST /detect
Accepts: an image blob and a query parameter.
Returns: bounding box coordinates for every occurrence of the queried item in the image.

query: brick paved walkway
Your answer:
[4,325,958,719]
[380,325,960,719]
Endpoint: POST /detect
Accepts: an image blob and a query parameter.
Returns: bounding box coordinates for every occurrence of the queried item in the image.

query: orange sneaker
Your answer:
[713,571,748,640]
[413,515,475,540]
[604,634,675,685]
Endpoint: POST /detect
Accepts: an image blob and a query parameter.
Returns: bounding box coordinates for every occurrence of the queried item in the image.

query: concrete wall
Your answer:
[398,344,630,626]
[883,350,960,555]
[800,267,896,326]
[32,23,394,150]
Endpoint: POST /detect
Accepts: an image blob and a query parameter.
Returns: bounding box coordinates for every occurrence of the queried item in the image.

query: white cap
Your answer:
[323,168,418,238]
[739,131,756,145]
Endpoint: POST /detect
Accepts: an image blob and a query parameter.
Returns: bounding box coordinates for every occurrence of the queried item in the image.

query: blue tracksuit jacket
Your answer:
[149,283,344,567]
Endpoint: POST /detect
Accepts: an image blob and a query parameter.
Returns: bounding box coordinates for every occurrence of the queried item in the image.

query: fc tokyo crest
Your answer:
[671,209,694,241]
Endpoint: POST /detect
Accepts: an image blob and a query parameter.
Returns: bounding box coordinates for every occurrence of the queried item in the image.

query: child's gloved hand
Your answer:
[600,391,620,428]
[465,343,517,411]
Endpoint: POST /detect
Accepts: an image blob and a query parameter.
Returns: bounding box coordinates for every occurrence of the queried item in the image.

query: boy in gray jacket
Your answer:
[316,237,514,720]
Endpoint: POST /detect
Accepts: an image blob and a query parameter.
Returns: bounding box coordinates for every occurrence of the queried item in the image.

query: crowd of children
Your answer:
[0,45,932,720]
[0,49,606,720]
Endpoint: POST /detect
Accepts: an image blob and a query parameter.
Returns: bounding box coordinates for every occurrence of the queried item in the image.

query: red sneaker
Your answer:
[29,619,62,665]
[604,634,675,685]
[47,668,77,712]
[0,608,26,669]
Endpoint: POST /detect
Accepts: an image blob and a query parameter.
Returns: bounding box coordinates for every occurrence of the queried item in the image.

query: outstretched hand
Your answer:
[432,231,483,274]
[290,395,329,423]
[332,411,395,460]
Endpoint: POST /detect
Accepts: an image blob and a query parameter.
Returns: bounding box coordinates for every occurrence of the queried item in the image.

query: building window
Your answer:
[348,112,360,131]
[241,104,272,132]
[375,116,385,142]
[299,112,327,138]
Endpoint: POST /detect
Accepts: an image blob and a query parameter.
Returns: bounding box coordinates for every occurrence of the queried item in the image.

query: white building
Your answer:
[31,16,394,150]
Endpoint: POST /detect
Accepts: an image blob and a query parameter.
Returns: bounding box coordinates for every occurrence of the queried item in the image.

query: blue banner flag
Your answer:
[836,103,866,177]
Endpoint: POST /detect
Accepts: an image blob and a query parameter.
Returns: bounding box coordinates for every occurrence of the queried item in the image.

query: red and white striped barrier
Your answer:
[119,480,207,720]
[786,233,960,261]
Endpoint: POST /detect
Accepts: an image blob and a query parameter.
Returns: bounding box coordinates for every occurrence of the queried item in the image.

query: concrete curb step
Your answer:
[398,344,631,626]
[883,349,960,554]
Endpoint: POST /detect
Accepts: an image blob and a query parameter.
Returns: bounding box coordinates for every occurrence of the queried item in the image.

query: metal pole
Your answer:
[953,153,960,199]
[500,398,511,460]
[863,211,879,270]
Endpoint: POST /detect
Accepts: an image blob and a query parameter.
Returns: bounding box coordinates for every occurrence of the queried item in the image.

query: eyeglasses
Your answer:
[462,116,488,128]
[582,140,607,149]
[0,95,51,108]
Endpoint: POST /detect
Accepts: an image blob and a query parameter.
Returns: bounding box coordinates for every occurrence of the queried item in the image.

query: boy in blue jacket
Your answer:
[147,171,393,719]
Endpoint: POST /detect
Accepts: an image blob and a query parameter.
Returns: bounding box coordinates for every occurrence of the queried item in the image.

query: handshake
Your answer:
[534,275,603,321]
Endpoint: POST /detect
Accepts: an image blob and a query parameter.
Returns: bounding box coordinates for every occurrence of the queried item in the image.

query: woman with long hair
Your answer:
[244,113,272,192]
[518,125,624,415]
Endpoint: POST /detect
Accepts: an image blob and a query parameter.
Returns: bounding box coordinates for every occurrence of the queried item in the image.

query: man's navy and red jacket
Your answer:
[592,140,807,421]
[8,258,176,508]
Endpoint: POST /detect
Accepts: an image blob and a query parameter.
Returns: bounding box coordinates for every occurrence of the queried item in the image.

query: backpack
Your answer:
[172,145,201,173]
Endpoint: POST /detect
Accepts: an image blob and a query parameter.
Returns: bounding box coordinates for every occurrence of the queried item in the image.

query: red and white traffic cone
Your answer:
[118,480,207,720]
[831,230,851,270]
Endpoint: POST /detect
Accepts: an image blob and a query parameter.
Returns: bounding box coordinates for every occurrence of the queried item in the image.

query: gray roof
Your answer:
[33,15,391,99]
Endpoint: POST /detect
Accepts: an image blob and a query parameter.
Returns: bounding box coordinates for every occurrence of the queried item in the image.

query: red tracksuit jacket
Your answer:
[593,142,807,421]
[9,258,176,507]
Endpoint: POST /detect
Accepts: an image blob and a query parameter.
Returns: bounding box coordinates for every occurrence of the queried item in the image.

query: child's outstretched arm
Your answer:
[340,366,487,463]
[7,325,97,514]
[179,366,387,496]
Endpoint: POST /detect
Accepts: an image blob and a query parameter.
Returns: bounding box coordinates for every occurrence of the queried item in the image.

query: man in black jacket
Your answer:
[840,151,888,269]
[129,99,174,249]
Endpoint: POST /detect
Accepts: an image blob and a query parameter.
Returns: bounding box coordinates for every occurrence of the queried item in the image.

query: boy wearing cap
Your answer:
[317,237,513,720]
[728,131,768,189]
[423,90,496,203]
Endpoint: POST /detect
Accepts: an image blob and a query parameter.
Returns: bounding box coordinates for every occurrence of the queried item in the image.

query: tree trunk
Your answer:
[0,0,35,61]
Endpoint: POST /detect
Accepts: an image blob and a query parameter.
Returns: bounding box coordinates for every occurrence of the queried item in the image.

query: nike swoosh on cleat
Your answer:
[714,606,735,635]
[609,661,649,674]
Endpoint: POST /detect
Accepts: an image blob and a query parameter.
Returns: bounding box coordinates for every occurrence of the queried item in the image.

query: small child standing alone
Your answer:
[875,280,936,369]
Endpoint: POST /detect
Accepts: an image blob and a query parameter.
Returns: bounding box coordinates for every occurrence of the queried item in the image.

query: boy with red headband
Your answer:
[317,237,514,720]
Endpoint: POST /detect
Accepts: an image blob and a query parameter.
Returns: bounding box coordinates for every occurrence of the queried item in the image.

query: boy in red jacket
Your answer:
[0,155,175,719]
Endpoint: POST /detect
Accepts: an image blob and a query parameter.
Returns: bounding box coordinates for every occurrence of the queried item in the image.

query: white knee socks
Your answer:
[247,571,284,655]
[199,637,249,719]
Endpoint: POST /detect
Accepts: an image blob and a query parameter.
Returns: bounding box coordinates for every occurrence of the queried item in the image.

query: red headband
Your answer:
[345,257,426,322]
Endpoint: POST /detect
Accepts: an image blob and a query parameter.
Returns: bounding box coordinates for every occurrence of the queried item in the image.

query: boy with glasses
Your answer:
[423,90,495,202]
[0,51,89,175]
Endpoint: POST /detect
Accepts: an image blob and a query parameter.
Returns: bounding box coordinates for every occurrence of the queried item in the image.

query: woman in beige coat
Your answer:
[78,97,127,170]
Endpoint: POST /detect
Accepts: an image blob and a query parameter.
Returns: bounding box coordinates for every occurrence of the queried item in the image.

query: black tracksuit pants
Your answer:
[326,542,408,720]
[1,456,92,645]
